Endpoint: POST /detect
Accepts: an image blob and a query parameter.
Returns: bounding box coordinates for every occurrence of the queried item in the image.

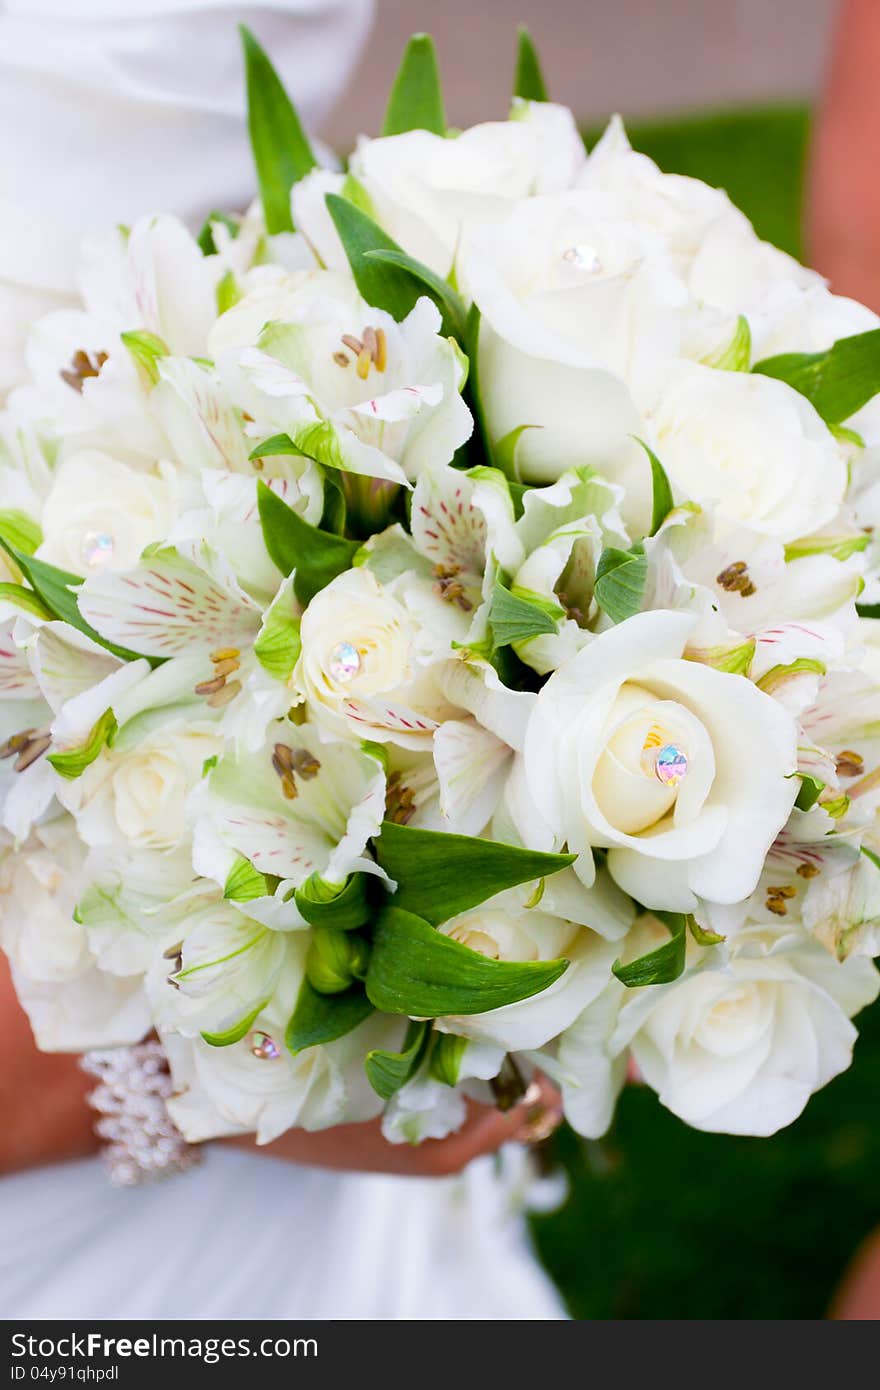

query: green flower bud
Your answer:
[306,927,370,994]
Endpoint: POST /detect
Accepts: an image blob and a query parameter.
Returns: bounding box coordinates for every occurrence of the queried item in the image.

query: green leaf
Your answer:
[374,819,575,925]
[613,912,688,987]
[464,303,495,469]
[196,209,239,257]
[0,541,153,666]
[215,270,240,316]
[201,999,268,1048]
[794,773,825,813]
[120,330,168,387]
[858,603,880,619]
[364,1020,431,1099]
[223,855,278,903]
[256,480,359,606]
[285,978,374,1055]
[366,904,568,1017]
[0,582,52,620]
[240,24,318,235]
[635,439,674,537]
[253,582,301,680]
[488,579,562,649]
[702,315,751,372]
[47,708,117,780]
[513,26,549,102]
[0,510,41,556]
[752,328,880,424]
[382,33,446,137]
[325,194,422,321]
[293,872,370,931]
[430,1032,468,1086]
[363,248,466,340]
[493,425,537,482]
[594,542,647,624]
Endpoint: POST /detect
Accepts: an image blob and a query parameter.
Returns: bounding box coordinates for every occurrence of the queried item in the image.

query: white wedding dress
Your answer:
[0,0,566,1321]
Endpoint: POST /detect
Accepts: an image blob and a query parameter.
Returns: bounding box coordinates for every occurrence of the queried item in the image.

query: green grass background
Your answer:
[530,107,880,1320]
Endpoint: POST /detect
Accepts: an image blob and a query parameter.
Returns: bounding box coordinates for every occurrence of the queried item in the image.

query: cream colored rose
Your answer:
[561,925,879,1137]
[517,610,799,912]
[59,723,221,851]
[649,363,846,543]
[297,567,454,747]
[38,449,177,575]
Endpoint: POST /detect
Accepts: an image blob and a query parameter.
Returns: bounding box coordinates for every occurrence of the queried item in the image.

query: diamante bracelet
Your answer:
[81,1040,203,1186]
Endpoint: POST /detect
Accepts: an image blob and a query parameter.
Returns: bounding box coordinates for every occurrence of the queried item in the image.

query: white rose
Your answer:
[297,567,456,747]
[293,102,586,277]
[435,895,619,1050]
[59,722,221,851]
[518,610,798,911]
[458,190,689,530]
[38,449,177,576]
[649,363,847,542]
[561,924,879,1137]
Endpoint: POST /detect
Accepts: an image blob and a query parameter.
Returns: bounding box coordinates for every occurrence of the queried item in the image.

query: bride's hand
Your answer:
[228,1076,562,1178]
[1,956,561,1179]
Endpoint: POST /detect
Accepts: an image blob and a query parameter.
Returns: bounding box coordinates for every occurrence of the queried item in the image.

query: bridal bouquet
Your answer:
[3,28,880,1150]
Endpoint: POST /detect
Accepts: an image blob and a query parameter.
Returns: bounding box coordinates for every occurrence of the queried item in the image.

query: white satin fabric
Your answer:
[0,0,373,387]
[0,1148,566,1319]
[0,0,566,1321]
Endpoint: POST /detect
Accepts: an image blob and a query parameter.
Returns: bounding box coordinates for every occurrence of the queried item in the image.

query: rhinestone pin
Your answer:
[250,1030,281,1061]
[561,243,602,273]
[81,529,115,569]
[327,640,361,682]
[654,744,689,787]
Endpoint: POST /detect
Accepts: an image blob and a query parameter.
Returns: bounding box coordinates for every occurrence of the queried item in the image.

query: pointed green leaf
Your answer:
[196,209,239,257]
[612,911,688,987]
[382,33,446,137]
[634,438,674,536]
[363,248,466,339]
[294,872,370,931]
[240,24,317,235]
[201,999,269,1048]
[253,579,301,680]
[366,904,568,1017]
[215,270,241,316]
[120,330,168,387]
[702,315,751,372]
[224,855,278,903]
[364,1020,431,1099]
[752,327,880,424]
[0,540,155,665]
[0,582,52,620]
[285,978,374,1054]
[47,708,117,781]
[429,1032,468,1086]
[256,479,359,606]
[513,26,549,102]
[489,579,562,649]
[0,510,41,557]
[325,194,422,321]
[594,542,647,624]
[374,819,575,925]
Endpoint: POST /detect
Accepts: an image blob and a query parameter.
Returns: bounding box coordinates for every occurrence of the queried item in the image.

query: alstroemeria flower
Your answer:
[191,725,387,930]
[210,269,472,487]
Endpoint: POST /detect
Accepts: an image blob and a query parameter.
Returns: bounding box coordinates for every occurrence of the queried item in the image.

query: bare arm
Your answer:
[809,0,880,309]
[0,955,558,1179]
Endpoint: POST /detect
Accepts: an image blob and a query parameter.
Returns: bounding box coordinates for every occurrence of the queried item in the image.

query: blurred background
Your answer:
[325,0,874,1320]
